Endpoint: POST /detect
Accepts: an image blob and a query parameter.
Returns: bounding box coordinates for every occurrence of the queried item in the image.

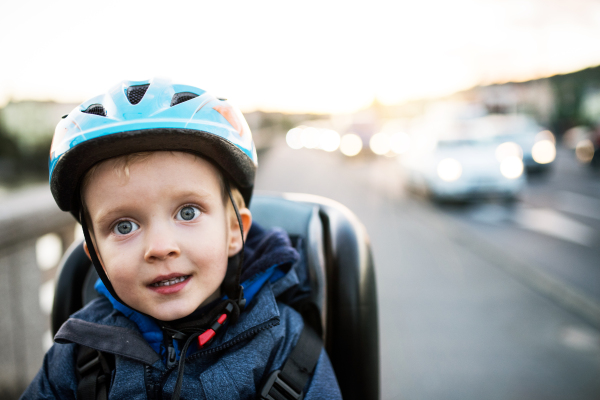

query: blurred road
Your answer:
[255,137,600,400]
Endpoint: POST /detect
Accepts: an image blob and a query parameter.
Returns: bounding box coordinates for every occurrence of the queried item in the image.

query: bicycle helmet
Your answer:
[49,77,256,322]
[50,77,257,216]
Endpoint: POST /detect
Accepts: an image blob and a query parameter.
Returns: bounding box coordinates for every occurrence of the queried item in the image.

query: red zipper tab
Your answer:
[198,312,229,347]
[198,329,215,347]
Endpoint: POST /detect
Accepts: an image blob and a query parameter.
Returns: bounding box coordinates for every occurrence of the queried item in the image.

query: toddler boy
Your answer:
[22,79,342,399]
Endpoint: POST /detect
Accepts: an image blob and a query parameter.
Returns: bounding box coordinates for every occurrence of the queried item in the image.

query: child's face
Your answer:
[83,152,249,321]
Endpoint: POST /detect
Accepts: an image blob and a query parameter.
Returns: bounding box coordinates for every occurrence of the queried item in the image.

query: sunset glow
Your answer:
[2,0,600,113]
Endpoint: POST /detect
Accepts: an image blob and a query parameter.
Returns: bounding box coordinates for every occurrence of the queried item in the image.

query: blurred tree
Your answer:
[0,123,20,182]
[550,66,600,135]
[0,103,55,185]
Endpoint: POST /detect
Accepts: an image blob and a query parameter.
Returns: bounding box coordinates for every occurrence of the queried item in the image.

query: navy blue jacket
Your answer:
[22,225,342,399]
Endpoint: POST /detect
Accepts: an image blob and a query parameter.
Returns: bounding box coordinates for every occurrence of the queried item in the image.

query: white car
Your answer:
[402,119,526,201]
[475,114,556,172]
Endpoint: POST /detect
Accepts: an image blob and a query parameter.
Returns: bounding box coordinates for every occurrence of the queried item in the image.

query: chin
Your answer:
[148,303,198,322]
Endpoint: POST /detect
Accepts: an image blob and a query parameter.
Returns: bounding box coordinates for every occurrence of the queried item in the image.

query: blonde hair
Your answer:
[81,151,246,213]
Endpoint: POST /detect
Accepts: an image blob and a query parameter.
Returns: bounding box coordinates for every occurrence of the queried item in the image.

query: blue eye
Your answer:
[177,206,200,221]
[113,220,139,235]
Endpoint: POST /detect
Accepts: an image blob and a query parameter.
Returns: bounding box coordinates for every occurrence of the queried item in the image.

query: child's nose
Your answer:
[144,225,180,262]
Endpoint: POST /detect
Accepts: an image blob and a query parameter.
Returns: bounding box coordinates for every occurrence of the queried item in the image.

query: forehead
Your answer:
[84,151,224,201]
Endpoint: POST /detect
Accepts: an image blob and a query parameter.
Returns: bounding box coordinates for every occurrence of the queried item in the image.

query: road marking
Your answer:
[556,191,600,221]
[415,201,600,329]
[467,203,512,224]
[512,206,596,247]
[561,326,600,351]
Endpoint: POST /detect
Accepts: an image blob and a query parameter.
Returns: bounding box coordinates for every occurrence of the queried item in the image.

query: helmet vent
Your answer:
[126,84,150,105]
[171,92,199,107]
[82,104,107,117]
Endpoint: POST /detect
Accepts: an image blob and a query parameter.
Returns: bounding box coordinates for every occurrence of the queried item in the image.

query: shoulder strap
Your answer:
[76,345,113,400]
[260,323,323,400]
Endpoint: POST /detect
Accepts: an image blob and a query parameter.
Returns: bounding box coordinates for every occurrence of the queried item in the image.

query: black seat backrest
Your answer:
[51,193,380,400]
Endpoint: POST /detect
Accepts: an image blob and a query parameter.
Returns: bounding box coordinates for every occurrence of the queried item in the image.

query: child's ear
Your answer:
[83,241,92,261]
[83,241,110,279]
[228,208,252,256]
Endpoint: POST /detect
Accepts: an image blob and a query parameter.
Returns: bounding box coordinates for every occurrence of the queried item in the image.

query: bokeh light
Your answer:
[500,156,524,179]
[535,130,556,144]
[286,126,341,152]
[437,158,462,182]
[531,140,556,164]
[340,133,363,157]
[369,132,391,155]
[301,127,320,149]
[496,142,523,161]
[319,129,341,152]
[286,127,304,149]
[575,139,595,163]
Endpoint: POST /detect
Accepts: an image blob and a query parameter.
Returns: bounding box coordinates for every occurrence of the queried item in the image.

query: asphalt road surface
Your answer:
[255,137,600,400]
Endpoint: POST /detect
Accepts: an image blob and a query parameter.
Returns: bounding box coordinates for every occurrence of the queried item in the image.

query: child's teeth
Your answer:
[153,276,187,287]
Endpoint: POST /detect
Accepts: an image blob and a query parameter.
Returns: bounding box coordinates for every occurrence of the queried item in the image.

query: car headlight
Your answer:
[535,130,555,144]
[531,140,556,164]
[496,142,523,161]
[340,133,363,156]
[500,156,524,179]
[437,158,462,182]
[575,139,595,163]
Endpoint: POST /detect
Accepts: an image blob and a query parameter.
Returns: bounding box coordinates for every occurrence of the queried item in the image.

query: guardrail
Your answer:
[0,184,76,399]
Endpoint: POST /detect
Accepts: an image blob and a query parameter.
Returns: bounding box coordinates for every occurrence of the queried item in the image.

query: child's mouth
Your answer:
[150,275,190,287]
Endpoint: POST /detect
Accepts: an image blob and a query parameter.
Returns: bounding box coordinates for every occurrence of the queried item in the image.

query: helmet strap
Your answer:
[222,181,247,313]
[79,206,126,306]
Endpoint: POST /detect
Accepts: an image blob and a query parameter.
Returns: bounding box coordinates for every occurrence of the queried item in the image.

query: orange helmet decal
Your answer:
[213,103,247,137]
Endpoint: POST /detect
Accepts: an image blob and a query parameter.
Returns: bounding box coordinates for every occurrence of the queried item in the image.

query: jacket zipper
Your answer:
[156,319,279,387]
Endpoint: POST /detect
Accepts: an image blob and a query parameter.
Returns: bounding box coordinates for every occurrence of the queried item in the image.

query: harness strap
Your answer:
[260,323,323,400]
[76,345,113,400]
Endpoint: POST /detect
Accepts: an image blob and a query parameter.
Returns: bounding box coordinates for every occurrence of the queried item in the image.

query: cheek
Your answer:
[95,240,138,281]
[185,217,230,252]
[104,261,137,288]
[186,237,229,268]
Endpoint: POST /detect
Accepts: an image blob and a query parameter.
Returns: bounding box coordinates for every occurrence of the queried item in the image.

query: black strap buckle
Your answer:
[260,370,304,400]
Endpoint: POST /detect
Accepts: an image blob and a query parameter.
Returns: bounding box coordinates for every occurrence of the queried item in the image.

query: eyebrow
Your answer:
[92,206,135,228]
[170,189,214,200]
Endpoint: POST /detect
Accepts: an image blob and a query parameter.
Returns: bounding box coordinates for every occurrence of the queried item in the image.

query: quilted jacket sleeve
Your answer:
[20,343,78,400]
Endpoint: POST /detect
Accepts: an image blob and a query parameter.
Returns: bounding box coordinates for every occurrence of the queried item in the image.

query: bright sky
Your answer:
[1,0,600,113]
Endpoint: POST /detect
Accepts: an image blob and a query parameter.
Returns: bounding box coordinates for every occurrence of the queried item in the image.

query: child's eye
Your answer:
[177,206,201,221]
[113,220,139,235]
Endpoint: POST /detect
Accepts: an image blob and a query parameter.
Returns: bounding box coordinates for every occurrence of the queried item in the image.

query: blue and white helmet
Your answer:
[49,77,258,215]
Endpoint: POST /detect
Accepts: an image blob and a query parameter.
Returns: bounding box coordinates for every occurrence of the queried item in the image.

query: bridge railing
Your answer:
[0,184,76,399]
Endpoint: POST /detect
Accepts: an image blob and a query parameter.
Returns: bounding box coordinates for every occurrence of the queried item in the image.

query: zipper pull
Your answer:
[165,335,178,369]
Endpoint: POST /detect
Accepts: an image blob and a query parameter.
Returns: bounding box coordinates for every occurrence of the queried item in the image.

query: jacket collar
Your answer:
[54,267,299,368]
